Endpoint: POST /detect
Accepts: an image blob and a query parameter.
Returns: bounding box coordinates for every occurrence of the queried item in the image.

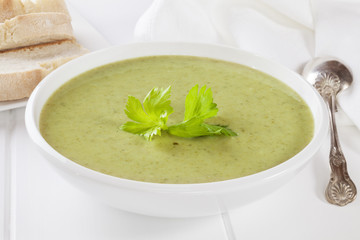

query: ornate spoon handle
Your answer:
[324,91,356,206]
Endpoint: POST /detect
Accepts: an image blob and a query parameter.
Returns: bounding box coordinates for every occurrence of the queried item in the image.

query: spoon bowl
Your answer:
[303,58,352,94]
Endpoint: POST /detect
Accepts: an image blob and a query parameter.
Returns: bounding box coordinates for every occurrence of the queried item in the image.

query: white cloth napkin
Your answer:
[134,0,360,128]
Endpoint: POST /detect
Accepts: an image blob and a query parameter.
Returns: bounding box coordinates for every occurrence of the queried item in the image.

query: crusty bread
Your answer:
[0,0,87,101]
[0,40,88,101]
[1,0,68,22]
[0,12,74,51]
[0,0,73,51]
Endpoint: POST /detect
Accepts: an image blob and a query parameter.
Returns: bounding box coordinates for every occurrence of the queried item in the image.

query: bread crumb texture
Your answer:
[1,0,69,22]
[0,12,74,51]
[0,39,88,101]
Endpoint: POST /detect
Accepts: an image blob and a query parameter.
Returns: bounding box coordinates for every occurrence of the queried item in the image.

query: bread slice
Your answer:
[0,12,74,51]
[0,39,89,101]
[0,0,73,51]
[1,0,69,22]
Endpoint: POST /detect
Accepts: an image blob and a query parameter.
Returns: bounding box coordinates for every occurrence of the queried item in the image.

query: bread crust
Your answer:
[0,12,74,51]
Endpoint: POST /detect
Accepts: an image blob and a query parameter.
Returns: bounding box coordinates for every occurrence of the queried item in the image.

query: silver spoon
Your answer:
[303,57,357,206]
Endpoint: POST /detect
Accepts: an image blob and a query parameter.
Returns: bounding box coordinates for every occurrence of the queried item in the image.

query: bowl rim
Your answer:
[25,42,329,194]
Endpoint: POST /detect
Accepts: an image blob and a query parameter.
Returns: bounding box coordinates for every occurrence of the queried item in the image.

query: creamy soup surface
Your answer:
[40,56,314,184]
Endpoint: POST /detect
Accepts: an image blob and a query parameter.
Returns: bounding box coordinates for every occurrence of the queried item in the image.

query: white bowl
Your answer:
[25,42,328,218]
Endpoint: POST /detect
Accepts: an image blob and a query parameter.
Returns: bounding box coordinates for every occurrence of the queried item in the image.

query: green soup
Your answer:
[40,56,314,184]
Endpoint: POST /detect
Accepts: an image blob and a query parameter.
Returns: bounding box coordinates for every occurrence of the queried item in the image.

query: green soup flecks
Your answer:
[40,56,314,184]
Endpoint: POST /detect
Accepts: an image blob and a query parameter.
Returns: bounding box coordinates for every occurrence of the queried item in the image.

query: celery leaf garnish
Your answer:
[120,86,173,141]
[168,85,237,138]
[120,85,237,140]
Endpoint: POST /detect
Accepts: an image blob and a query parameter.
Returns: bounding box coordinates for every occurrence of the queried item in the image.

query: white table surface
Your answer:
[1,1,360,239]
